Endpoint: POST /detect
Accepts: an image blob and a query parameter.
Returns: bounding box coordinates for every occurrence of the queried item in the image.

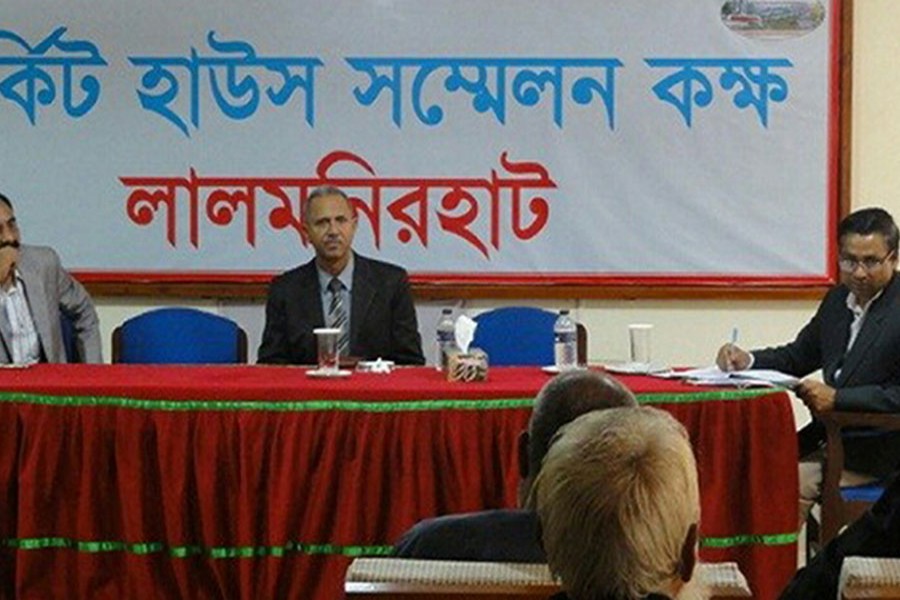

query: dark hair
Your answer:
[527,370,637,478]
[838,208,899,254]
[303,186,350,222]
[0,193,13,211]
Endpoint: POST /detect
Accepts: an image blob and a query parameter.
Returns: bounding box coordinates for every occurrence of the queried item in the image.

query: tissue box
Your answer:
[447,349,488,382]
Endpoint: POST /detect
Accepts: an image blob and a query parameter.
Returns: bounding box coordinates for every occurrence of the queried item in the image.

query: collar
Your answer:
[316,253,354,292]
[846,286,884,316]
[0,268,24,297]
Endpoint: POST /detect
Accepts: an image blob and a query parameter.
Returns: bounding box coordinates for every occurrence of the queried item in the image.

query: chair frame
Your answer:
[819,411,900,544]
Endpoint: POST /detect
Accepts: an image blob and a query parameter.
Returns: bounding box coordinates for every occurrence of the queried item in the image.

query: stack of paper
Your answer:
[670,366,800,389]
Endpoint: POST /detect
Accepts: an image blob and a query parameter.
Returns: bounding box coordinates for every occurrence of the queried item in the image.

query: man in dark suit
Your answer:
[779,469,900,599]
[258,186,424,365]
[717,207,900,503]
[392,370,637,562]
[0,192,101,364]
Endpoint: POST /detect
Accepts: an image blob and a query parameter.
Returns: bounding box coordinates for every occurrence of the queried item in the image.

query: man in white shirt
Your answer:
[0,192,101,363]
[716,207,900,509]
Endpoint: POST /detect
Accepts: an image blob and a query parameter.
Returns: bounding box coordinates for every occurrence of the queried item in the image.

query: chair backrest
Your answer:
[112,308,247,364]
[344,558,750,599]
[60,312,79,363]
[344,558,559,599]
[840,556,900,599]
[471,307,587,367]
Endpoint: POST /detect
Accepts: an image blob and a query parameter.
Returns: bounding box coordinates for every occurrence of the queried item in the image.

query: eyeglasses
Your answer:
[838,252,894,273]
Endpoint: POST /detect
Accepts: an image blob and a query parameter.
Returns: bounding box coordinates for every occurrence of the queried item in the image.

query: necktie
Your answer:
[327,277,349,356]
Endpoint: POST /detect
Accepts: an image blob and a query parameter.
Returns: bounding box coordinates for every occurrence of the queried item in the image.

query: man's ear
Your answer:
[517,430,529,479]
[678,523,698,583]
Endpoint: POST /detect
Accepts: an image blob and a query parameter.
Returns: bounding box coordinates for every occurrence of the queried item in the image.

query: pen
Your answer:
[724,327,740,372]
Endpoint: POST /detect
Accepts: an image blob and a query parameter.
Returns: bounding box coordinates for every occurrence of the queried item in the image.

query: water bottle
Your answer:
[554,309,578,370]
[435,308,457,371]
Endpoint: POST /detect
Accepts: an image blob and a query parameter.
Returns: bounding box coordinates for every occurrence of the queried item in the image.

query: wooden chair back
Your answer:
[819,412,900,544]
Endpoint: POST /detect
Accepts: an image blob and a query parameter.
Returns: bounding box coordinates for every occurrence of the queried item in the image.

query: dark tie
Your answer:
[327,277,349,356]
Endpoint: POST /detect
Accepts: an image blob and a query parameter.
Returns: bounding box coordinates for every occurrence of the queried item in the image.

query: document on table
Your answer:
[662,366,800,389]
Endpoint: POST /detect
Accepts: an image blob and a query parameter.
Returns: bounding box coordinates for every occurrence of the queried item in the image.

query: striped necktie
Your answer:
[327,277,349,356]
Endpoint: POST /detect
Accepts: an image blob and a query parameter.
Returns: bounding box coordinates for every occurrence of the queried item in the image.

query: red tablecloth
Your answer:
[0,365,797,599]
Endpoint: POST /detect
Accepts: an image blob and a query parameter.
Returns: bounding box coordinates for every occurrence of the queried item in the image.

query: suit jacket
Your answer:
[393,509,545,563]
[753,274,900,475]
[0,245,102,364]
[779,469,900,599]
[257,253,425,365]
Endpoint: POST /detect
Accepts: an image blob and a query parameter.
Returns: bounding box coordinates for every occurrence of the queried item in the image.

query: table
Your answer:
[0,365,798,599]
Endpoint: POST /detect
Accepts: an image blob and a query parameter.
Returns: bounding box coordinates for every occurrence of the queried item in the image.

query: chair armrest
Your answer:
[344,559,558,598]
[825,412,900,431]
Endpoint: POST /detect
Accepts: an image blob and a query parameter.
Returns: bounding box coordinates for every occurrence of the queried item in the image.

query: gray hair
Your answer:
[303,186,351,222]
[534,407,700,600]
[527,370,637,479]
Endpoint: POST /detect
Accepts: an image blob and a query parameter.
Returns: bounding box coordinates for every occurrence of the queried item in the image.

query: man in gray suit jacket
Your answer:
[0,193,101,364]
[258,186,424,365]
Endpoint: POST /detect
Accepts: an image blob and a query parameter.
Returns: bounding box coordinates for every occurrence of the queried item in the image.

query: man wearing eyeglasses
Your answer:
[716,207,900,516]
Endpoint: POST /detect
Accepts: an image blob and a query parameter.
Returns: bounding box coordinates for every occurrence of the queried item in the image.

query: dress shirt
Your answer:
[0,271,41,364]
[836,289,883,380]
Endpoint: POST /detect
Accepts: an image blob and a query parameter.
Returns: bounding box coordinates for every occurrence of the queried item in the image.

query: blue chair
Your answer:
[471,307,587,366]
[60,312,80,363]
[112,308,247,364]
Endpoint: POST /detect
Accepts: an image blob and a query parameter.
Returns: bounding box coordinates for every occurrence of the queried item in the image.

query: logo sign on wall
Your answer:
[0,0,838,286]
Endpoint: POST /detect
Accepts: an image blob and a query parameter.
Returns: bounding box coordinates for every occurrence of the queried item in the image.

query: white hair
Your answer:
[534,407,701,600]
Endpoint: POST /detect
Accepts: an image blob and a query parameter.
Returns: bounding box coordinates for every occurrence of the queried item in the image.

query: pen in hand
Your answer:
[722,327,740,372]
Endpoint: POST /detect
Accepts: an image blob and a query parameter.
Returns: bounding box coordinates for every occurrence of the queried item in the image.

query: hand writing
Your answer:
[716,343,751,372]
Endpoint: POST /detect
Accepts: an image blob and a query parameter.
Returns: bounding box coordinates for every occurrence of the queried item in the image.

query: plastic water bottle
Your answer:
[554,309,578,370]
[435,308,456,371]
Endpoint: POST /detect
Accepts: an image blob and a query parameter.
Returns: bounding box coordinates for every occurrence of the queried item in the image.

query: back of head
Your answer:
[527,370,637,479]
[838,207,899,253]
[534,407,700,600]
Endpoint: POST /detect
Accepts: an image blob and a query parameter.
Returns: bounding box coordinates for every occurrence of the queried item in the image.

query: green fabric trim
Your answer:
[3,533,794,558]
[0,387,777,413]
[700,532,799,548]
[638,388,782,404]
[2,537,394,559]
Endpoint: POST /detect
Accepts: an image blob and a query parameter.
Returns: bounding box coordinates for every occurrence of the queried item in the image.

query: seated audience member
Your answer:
[779,469,900,599]
[716,207,900,516]
[0,192,101,363]
[392,370,637,562]
[257,186,424,365]
[534,407,703,600]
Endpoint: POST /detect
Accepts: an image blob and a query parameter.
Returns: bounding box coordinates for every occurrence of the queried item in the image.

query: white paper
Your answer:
[671,366,800,388]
